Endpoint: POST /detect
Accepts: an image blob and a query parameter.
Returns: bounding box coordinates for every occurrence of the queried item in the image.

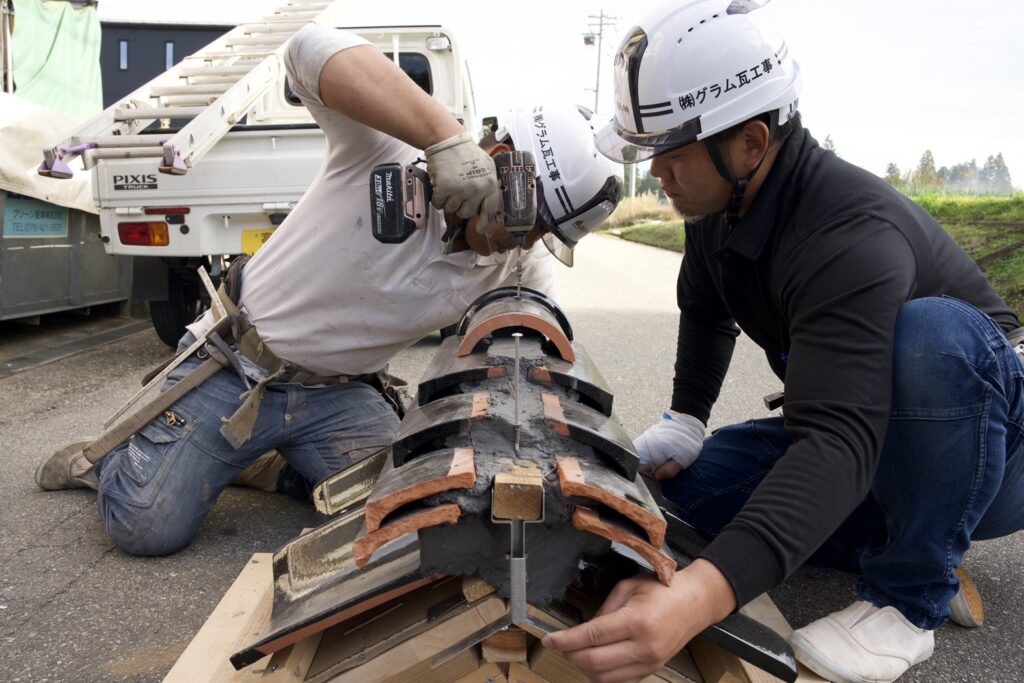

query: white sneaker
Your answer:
[789,601,934,683]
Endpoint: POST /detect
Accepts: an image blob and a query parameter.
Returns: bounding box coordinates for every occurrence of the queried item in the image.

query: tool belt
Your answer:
[79,259,405,466]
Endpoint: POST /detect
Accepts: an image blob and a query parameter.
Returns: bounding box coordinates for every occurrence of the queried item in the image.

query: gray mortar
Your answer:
[412,334,629,604]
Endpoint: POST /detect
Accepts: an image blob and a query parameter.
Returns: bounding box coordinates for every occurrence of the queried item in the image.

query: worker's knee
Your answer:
[98,491,199,556]
[891,297,1002,402]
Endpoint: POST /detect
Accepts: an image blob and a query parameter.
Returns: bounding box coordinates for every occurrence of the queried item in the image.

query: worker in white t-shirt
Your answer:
[35,25,623,557]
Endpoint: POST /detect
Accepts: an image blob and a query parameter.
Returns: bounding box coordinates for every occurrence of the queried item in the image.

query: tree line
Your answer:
[884,151,1014,195]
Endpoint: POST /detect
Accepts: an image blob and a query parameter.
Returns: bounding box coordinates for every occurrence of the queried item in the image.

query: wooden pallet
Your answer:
[166,553,827,683]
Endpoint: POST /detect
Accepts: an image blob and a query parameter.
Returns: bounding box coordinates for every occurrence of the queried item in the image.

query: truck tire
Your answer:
[149,269,202,347]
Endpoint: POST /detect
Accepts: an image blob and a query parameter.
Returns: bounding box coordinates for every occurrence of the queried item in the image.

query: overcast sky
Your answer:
[97,0,1023,188]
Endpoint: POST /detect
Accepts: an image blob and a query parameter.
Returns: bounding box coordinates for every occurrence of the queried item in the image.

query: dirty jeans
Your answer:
[95,345,400,557]
[661,297,1024,629]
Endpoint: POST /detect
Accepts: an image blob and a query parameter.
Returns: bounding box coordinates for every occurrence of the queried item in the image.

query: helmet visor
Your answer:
[595,115,703,163]
[541,232,574,267]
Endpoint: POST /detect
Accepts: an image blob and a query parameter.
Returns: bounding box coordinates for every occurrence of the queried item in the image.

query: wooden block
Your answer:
[507,663,549,683]
[260,633,322,681]
[452,662,509,683]
[364,448,477,532]
[165,554,274,683]
[353,504,461,567]
[462,575,497,603]
[325,596,507,683]
[482,626,529,663]
[541,393,571,436]
[557,456,667,547]
[493,467,544,521]
[738,595,828,683]
[571,506,677,585]
[529,644,590,683]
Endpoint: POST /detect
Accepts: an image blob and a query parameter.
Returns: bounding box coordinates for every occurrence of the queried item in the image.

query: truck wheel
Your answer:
[149,270,201,347]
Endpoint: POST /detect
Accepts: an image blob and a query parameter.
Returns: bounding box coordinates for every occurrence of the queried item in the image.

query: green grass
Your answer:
[611,221,686,252]
[606,193,1024,316]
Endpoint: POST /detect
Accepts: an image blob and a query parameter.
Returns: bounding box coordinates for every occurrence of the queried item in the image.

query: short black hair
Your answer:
[715,111,801,145]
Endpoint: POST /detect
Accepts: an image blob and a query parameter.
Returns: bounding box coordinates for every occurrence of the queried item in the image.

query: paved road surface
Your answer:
[1,234,1020,681]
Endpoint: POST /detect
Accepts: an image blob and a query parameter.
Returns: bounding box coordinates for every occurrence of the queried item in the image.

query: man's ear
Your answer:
[486,142,514,158]
[736,119,771,175]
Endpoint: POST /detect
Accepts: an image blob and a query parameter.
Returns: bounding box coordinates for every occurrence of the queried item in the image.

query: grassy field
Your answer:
[604,193,1024,316]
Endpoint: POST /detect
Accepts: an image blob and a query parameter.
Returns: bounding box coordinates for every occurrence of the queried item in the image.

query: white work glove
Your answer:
[424,131,501,226]
[633,410,706,479]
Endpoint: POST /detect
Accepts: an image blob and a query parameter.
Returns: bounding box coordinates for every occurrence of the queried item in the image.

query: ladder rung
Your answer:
[114,106,206,121]
[185,76,244,86]
[158,95,222,107]
[198,49,274,59]
[177,66,253,77]
[72,135,166,148]
[242,21,309,33]
[150,84,230,97]
[86,147,165,161]
[264,11,321,21]
[225,35,290,47]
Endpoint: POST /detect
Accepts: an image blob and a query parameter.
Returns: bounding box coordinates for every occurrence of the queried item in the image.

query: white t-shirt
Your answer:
[190,26,555,376]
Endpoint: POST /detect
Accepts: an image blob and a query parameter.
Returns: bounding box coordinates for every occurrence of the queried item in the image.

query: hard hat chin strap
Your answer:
[703,111,779,228]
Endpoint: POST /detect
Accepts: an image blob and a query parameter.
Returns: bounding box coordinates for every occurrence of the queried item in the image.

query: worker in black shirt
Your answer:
[542,2,1024,682]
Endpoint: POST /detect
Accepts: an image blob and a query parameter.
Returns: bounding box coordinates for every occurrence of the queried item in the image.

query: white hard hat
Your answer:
[498,103,622,266]
[596,0,801,163]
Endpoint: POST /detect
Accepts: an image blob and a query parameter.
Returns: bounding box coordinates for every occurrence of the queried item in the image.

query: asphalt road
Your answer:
[2,234,1021,682]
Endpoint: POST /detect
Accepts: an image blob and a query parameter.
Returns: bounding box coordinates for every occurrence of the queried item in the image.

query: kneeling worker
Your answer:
[35,25,622,557]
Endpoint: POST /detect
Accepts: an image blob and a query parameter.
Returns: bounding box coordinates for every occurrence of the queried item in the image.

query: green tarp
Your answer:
[11,0,101,118]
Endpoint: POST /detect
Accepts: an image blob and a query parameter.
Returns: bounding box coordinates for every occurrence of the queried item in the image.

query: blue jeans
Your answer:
[662,297,1024,629]
[96,349,400,556]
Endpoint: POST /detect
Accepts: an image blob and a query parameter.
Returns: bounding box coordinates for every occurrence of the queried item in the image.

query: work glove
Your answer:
[634,410,706,478]
[424,131,501,227]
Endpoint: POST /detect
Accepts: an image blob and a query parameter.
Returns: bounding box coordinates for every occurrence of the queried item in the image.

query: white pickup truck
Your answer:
[92,25,485,345]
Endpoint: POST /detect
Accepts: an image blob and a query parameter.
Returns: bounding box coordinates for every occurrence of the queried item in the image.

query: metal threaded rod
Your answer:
[513,332,522,453]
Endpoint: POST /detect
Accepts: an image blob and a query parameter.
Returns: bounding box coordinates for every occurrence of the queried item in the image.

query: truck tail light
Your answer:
[118,222,170,246]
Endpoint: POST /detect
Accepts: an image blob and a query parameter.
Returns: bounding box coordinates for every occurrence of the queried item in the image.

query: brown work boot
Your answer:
[949,567,984,627]
[34,441,99,491]
[231,450,286,492]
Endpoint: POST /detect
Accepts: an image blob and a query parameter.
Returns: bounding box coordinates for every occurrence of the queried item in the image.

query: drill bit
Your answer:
[514,236,525,299]
[512,332,522,454]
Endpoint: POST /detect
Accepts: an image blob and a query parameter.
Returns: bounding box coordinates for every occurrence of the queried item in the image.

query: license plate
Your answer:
[242,228,276,255]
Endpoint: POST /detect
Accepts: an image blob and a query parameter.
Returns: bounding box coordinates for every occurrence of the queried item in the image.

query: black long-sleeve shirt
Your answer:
[674,123,1019,607]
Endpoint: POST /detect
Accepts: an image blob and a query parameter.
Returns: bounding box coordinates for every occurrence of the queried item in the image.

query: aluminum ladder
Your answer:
[39,0,352,179]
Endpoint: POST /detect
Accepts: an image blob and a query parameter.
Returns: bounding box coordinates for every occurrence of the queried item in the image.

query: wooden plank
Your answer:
[738,596,828,683]
[325,596,508,683]
[571,506,677,585]
[508,663,550,683]
[364,447,477,532]
[557,456,667,547]
[493,467,544,521]
[353,504,461,567]
[482,626,529,662]
[164,554,274,683]
[453,662,509,683]
[378,648,481,683]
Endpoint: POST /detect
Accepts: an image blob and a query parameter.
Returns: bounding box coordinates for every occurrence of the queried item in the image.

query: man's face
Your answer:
[463,215,543,257]
[650,139,734,221]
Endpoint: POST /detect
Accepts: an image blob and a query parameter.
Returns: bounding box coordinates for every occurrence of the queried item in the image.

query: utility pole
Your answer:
[583,9,616,115]
[1,0,13,94]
